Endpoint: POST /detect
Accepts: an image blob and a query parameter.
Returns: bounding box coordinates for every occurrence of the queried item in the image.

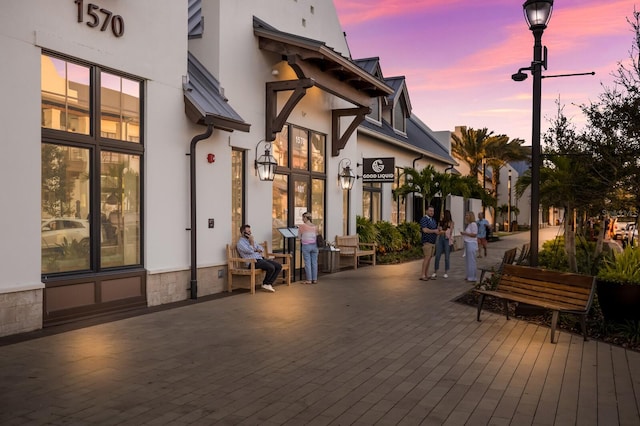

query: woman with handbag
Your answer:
[298,211,319,284]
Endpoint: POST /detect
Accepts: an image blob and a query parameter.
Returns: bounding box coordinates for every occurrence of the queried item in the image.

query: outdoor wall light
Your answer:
[338,158,356,190]
[255,140,277,181]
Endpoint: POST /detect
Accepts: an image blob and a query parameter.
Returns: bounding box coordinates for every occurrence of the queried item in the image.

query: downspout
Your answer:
[412,154,423,169]
[188,123,214,300]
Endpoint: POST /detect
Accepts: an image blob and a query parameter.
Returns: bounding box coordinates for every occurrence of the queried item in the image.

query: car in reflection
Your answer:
[41,218,90,252]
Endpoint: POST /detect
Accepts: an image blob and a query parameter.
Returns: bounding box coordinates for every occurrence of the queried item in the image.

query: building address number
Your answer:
[75,0,124,37]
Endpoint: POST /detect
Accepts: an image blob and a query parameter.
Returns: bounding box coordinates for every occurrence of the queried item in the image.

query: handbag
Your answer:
[316,233,325,247]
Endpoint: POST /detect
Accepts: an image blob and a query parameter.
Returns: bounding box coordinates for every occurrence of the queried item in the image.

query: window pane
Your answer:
[312,178,325,235]
[343,190,349,235]
[41,55,90,134]
[291,127,308,170]
[101,152,141,267]
[101,72,141,142]
[372,192,381,223]
[272,174,288,251]
[41,144,91,273]
[369,97,380,121]
[232,150,245,244]
[272,125,288,169]
[394,101,405,133]
[363,191,371,221]
[310,132,325,173]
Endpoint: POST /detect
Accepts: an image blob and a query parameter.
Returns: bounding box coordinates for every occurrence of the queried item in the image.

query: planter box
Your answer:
[596,280,640,321]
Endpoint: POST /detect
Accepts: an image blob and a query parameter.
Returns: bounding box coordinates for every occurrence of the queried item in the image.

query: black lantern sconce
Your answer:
[255,140,277,181]
[338,158,356,190]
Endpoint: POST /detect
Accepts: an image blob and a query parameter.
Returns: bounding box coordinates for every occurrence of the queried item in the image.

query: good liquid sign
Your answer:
[362,157,395,182]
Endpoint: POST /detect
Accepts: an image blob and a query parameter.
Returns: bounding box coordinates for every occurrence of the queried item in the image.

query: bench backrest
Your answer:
[515,243,531,265]
[226,243,245,270]
[336,235,359,255]
[502,247,518,265]
[498,264,596,312]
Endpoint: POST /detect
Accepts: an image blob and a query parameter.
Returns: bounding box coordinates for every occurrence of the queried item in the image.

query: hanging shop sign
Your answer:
[75,0,125,37]
[362,157,395,182]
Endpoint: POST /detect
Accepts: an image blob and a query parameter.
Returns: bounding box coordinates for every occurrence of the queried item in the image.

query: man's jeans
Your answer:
[255,258,283,285]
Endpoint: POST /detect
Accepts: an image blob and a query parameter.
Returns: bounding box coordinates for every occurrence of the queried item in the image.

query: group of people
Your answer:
[238,206,492,293]
[419,207,491,283]
[236,211,319,292]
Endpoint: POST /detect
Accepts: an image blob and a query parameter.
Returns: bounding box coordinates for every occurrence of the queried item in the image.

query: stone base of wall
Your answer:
[146,265,228,306]
[0,289,43,337]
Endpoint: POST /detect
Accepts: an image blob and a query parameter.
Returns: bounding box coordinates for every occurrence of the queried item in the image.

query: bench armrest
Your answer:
[267,252,291,264]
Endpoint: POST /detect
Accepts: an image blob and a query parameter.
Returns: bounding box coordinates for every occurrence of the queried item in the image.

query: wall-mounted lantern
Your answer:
[255,140,277,181]
[338,158,356,190]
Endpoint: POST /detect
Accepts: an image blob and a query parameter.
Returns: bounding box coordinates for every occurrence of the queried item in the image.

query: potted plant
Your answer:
[596,246,640,321]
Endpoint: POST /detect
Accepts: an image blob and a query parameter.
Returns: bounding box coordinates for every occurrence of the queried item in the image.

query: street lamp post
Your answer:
[514,0,553,267]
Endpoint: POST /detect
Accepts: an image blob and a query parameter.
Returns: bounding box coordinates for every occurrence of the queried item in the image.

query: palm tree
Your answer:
[393,165,438,214]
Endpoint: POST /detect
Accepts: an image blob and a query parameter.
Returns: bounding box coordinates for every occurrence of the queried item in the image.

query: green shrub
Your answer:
[374,221,403,254]
[597,245,640,284]
[397,221,421,248]
[538,235,600,275]
[356,216,378,244]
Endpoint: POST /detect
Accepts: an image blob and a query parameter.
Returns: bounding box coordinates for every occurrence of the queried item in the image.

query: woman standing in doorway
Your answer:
[460,211,478,283]
[299,212,319,284]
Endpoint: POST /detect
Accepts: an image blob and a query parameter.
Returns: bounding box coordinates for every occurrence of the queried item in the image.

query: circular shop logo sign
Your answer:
[372,159,385,173]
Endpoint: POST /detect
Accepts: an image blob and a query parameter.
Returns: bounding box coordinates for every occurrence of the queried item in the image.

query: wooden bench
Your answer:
[475,264,597,343]
[226,241,291,294]
[335,235,376,270]
[478,247,518,283]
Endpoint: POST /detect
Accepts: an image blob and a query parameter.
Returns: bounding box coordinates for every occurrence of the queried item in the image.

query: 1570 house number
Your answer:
[75,0,124,37]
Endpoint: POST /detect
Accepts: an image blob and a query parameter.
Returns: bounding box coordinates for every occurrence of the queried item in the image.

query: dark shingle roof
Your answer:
[360,116,455,164]
[184,52,250,132]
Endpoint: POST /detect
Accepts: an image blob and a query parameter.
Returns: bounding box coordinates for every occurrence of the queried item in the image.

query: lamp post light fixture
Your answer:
[338,158,356,190]
[255,140,277,181]
[513,0,553,266]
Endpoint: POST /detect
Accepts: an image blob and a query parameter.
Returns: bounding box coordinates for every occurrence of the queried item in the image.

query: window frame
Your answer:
[41,51,145,276]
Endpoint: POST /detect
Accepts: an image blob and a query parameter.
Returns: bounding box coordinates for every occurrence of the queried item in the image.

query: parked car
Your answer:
[614,219,636,240]
[41,218,90,251]
[623,223,638,246]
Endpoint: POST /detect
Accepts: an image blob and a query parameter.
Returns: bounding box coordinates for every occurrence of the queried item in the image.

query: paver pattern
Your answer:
[1,227,639,425]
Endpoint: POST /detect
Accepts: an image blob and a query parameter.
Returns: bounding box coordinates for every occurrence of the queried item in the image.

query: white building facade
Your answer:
[0,0,459,338]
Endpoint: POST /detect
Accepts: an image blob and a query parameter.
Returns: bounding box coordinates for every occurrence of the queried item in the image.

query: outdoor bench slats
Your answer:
[475,264,596,343]
[335,235,376,270]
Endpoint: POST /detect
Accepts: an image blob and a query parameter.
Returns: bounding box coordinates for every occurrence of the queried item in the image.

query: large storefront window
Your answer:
[391,167,406,225]
[363,182,382,223]
[41,53,143,275]
[231,149,245,244]
[272,124,326,253]
[41,144,91,273]
[100,152,140,268]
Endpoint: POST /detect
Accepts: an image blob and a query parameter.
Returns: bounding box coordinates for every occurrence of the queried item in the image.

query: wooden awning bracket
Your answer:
[332,107,371,157]
[265,78,314,141]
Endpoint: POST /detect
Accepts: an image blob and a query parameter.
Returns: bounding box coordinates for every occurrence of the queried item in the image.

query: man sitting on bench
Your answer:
[236,224,282,293]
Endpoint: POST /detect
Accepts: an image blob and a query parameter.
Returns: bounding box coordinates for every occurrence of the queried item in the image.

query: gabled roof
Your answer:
[384,76,412,114]
[360,115,455,165]
[253,17,393,99]
[183,52,250,132]
[188,0,203,39]
[353,57,384,79]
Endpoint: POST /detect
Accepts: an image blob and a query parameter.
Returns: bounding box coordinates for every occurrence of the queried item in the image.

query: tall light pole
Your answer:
[512,0,553,267]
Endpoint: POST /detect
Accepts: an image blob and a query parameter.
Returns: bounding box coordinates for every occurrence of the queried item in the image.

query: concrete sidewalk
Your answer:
[1,227,639,425]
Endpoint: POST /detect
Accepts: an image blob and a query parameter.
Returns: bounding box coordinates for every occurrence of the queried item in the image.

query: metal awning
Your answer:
[184,52,251,132]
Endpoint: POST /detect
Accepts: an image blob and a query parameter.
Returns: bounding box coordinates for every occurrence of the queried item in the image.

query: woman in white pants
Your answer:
[460,211,478,282]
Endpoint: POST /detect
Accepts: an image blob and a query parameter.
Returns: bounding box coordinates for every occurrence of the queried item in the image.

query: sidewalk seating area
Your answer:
[1,227,638,425]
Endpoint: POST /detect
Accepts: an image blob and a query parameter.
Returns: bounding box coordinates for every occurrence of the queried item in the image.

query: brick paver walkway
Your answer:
[1,227,639,425]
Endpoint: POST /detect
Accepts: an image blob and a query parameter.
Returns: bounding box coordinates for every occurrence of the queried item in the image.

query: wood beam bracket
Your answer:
[265,78,314,141]
[331,107,371,157]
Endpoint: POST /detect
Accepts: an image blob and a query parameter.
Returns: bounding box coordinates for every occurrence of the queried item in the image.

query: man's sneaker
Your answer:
[261,284,275,292]
[443,273,449,279]
[431,273,437,279]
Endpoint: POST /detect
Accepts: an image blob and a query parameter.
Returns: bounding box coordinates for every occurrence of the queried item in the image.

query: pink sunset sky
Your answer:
[333,0,636,145]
